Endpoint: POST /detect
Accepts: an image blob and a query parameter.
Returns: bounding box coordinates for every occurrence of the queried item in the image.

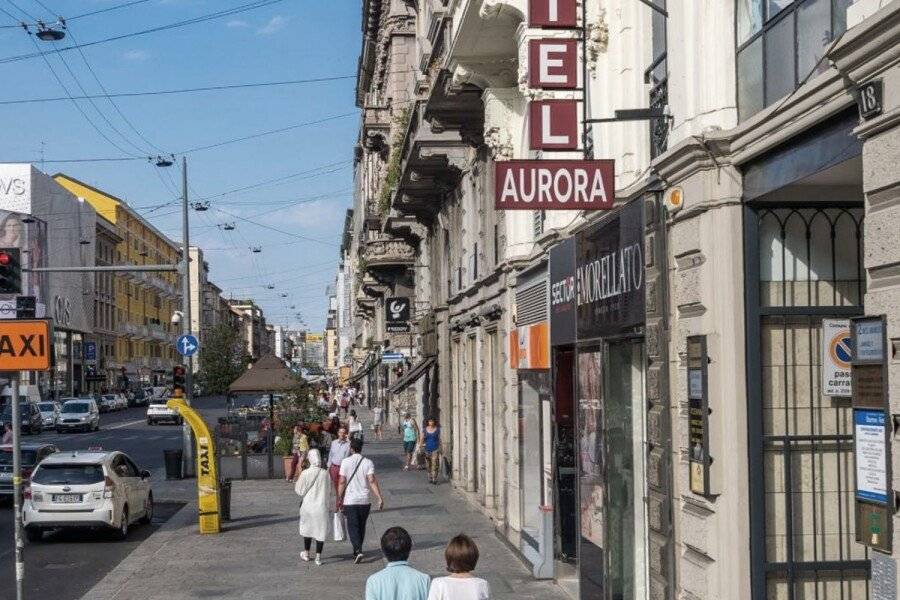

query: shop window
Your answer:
[519,370,549,548]
[736,0,849,121]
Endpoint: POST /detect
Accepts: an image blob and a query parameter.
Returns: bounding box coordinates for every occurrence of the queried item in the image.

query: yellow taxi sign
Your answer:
[0,319,51,372]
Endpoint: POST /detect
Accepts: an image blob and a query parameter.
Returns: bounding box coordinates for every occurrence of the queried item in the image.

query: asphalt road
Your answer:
[0,395,226,600]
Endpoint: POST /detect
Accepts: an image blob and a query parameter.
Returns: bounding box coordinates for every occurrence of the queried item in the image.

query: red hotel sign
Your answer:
[495,160,615,210]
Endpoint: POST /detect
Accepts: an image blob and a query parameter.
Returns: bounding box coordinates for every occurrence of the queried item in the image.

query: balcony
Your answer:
[363,236,415,273]
[148,323,169,342]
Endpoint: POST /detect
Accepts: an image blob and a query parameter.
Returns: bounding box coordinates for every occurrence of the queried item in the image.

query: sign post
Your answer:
[0,318,52,600]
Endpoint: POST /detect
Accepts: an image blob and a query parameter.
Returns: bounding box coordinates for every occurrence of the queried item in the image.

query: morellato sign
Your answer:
[494,160,614,210]
[575,199,645,339]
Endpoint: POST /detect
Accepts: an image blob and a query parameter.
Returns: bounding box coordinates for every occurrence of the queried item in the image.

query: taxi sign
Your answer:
[0,319,51,371]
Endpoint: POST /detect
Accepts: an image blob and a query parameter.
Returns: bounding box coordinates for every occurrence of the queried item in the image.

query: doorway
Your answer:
[554,347,577,561]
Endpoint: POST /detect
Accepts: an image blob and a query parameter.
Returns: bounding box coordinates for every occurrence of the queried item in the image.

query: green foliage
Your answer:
[378,107,412,215]
[196,323,250,395]
[274,435,293,457]
[273,388,328,452]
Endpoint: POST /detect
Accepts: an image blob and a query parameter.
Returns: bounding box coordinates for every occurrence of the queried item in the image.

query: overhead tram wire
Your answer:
[0,0,290,64]
[6,0,37,21]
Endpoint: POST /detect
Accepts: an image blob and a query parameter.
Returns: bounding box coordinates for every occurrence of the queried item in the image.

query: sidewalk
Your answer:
[82,407,569,599]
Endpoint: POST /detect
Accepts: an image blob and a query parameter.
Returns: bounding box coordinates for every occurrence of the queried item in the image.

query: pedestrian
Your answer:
[331,415,342,433]
[348,409,364,441]
[372,404,384,441]
[339,392,350,417]
[327,426,351,493]
[294,448,335,566]
[319,421,334,449]
[422,418,442,484]
[1,422,12,444]
[287,424,309,482]
[338,437,384,563]
[401,412,419,471]
[427,534,490,600]
[365,527,429,600]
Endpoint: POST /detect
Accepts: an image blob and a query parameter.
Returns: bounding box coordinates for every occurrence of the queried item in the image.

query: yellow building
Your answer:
[54,174,182,387]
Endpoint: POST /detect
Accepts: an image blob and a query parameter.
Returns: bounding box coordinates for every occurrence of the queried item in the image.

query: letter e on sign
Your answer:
[0,319,51,371]
[529,0,577,27]
[530,100,579,150]
[529,39,578,89]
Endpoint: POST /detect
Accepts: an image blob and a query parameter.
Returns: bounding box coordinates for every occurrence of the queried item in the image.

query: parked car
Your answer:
[0,443,58,502]
[56,399,100,433]
[0,402,43,435]
[98,395,118,413]
[111,394,128,411]
[37,401,60,430]
[23,450,154,541]
[146,397,181,425]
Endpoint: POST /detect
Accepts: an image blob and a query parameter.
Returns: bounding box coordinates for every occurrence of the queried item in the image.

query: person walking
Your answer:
[339,392,350,417]
[348,409,364,441]
[427,534,490,600]
[365,527,429,600]
[294,448,335,566]
[1,422,12,444]
[401,413,419,471]
[422,418,441,484]
[372,404,384,441]
[287,424,309,482]
[338,437,384,563]
[327,426,351,493]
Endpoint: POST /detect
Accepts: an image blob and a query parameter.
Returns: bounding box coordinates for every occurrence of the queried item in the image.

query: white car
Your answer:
[113,393,128,410]
[23,450,153,542]
[37,401,60,430]
[146,399,181,425]
[56,399,100,433]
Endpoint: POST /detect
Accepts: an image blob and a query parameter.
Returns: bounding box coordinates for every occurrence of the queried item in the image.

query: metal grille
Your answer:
[516,280,548,326]
[748,206,868,600]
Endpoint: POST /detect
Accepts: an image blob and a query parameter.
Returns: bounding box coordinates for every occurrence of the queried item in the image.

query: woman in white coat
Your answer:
[294,448,335,565]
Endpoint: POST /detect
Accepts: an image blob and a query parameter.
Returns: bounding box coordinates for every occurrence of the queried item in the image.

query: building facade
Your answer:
[336,0,900,598]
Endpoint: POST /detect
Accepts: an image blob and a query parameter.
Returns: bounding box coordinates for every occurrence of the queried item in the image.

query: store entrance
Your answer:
[553,347,577,562]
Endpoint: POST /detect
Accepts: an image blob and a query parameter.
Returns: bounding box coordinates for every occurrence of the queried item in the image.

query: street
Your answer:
[0,396,224,600]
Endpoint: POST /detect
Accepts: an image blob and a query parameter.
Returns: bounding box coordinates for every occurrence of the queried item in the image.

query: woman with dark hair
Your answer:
[422,418,441,484]
[427,534,490,599]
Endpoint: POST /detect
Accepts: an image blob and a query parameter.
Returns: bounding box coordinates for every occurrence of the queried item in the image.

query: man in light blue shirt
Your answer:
[365,527,429,600]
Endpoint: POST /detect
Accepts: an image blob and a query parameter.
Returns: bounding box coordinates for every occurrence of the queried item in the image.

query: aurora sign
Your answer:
[494,160,614,210]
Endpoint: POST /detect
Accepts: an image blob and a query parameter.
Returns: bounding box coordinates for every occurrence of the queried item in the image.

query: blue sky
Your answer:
[0,0,361,331]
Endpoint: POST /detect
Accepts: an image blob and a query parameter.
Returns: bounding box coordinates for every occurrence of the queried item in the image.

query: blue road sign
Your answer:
[176,334,199,357]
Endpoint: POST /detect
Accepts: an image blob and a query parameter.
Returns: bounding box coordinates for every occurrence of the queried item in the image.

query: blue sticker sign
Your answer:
[83,341,97,362]
[176,334,199,357]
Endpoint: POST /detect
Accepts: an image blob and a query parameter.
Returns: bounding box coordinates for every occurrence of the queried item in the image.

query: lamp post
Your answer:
[180,157,195,477]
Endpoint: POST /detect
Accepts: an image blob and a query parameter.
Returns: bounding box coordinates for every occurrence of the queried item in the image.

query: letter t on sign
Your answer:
[529,0,578,27]
[530,100,579,150]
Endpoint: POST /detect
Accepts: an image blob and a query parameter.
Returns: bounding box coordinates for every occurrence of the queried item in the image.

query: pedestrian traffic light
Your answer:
[173,365,186,394]
[0,248,21,294]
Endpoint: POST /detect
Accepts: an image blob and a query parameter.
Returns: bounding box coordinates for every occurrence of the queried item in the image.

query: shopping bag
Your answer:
[333,512,346,541]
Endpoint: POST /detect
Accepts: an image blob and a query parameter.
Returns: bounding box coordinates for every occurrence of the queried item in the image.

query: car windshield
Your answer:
[38,403,55,411]
[31,464,104,485]
[0,403,30,418]
[61,403,89,414]
[0,449,37,466]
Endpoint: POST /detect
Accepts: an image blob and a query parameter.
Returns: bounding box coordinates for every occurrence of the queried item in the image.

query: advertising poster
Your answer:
[854,409,888,504]
[577,349,604,548]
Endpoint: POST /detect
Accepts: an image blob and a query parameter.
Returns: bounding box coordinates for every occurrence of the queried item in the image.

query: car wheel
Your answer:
[25,528,42,543]
[114,507,129,541]
[140,494,154,525]
[147,419,153,426]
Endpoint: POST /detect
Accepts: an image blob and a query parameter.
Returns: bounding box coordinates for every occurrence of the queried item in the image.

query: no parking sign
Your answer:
[822,318,853,397]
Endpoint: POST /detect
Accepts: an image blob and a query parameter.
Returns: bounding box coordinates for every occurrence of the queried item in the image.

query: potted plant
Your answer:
[274,434,294,480]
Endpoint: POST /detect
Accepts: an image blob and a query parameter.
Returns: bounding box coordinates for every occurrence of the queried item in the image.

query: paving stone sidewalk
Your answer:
[82,407,569,599]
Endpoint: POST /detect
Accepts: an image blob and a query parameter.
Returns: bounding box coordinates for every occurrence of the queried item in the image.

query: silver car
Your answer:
[56,399,100,433]
[37,401,60,430]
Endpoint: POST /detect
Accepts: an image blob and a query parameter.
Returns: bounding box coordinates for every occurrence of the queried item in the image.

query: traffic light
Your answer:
[173,365,186,394]
[0,248,21,294]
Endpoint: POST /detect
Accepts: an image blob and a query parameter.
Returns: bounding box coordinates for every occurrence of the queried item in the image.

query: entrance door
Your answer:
[577,340,647,600]
[554,348,577,561]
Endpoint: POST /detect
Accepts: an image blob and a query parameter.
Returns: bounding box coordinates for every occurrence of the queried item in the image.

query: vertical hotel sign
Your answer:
[494,0,615,211]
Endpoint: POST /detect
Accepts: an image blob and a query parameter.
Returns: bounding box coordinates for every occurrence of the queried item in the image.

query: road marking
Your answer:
[104,419,146,430]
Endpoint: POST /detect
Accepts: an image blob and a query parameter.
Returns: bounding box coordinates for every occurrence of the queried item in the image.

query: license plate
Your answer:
[52,494,81,503]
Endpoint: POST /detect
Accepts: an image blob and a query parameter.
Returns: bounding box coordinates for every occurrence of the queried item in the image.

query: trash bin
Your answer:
[163,449,183,480]
[219,479,232,521]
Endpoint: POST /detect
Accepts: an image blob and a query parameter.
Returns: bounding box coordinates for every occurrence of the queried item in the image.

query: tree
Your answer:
[197,323,250,395]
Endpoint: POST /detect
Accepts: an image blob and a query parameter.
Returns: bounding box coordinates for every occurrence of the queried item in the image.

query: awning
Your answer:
[389,356,436,395]
[347,355,380,384]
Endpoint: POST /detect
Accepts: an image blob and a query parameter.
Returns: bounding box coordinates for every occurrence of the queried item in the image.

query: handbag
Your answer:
[333,512,346,541]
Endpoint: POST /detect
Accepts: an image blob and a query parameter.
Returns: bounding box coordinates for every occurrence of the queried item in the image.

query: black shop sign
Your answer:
[575,199,645,339]
[549,237,577,346]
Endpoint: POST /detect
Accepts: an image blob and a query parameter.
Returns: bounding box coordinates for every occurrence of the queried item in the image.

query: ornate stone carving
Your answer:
[479,0,525,21]
[364,237,416,270]
[586,10,609,73]
[485,127,513,161]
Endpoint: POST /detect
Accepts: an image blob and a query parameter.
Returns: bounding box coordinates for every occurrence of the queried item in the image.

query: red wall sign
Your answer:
[495,160,615,210]
[530,100,579,150]
[529,0,578,28]
[528,39,578,89]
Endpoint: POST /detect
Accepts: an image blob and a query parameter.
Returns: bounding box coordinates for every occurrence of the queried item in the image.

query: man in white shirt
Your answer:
[339,437,384,563]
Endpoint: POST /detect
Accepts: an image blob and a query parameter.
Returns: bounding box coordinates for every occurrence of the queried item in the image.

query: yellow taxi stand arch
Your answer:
[167,397,220,534]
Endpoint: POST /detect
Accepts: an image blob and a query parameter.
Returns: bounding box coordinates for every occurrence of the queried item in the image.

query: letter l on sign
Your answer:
[530,100,578,150]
